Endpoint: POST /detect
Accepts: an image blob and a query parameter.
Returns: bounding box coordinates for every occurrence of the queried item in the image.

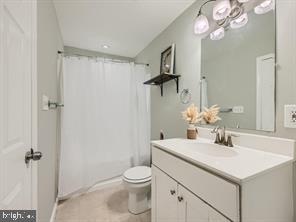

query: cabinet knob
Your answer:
[178,196,184,202]
[170,190,176,195]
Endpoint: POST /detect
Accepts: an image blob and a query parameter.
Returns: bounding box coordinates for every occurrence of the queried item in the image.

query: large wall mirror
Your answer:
[200,4,276,132]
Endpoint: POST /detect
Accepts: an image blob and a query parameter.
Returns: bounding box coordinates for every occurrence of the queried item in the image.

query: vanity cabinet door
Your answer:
[178,184,230,222]
[208,208,230,222]
[152,165,178,222]
[178,184,209,222]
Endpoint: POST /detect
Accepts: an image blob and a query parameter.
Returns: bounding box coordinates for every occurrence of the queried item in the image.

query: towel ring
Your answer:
[180,89,191,104]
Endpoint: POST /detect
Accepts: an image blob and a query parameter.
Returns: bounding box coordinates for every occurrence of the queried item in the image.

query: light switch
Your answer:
[42,95,49,111]
[233,106,244,114]
[284,105,296,128]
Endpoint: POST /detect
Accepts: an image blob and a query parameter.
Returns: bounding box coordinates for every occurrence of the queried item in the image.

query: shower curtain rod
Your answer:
[58,51,149,66]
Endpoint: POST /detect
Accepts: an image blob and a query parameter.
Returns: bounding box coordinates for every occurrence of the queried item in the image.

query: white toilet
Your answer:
[123,166,151,214]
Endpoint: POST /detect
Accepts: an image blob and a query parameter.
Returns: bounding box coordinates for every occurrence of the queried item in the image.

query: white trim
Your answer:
[49,198,58,222]
[256,53,275,131]
[31,0,38,213]
[87,176,123,193]
[58,176,123,201]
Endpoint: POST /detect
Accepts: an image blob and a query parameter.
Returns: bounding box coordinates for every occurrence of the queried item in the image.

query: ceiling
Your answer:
[54,0,195,58]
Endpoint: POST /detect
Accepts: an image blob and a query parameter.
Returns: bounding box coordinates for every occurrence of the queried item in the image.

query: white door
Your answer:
[152,165,178,222]
[256,54,275,131]
[0,0,37,209]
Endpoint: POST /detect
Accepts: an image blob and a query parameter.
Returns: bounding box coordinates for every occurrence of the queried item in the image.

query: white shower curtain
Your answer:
[58,57,150,198]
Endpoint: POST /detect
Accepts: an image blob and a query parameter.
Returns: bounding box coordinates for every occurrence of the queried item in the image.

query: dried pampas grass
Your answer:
[182,104,203,125]
[202,105,221,124]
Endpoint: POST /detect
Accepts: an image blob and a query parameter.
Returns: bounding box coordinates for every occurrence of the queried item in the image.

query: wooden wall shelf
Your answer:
[144,73,181,96]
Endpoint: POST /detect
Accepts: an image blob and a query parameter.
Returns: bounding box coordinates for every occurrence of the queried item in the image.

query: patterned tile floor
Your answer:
[55,184,151,222]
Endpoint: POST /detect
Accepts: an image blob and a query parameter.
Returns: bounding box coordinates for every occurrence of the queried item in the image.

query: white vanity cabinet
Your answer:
[152,165,230,222]
[151,139,294,222]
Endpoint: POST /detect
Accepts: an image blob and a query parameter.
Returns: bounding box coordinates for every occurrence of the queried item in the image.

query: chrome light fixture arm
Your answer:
[197,0,244,26]
[196,0,217,17]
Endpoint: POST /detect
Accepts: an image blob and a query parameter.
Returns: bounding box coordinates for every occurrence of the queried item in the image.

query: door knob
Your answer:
[178,196,184,202]
[25,148,42,164]
[170,190,176,195]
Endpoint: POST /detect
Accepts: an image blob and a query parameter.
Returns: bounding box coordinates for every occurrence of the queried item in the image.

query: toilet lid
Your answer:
[124,166,151,181]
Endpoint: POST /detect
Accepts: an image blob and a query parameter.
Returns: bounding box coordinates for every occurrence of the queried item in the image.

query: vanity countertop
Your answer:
[151,138,294,184]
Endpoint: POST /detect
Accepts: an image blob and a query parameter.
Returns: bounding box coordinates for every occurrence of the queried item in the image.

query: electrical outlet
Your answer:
[284,105,296,128]
[232,106,244,114]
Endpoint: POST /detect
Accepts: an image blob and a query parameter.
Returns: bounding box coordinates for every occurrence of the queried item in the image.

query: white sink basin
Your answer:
[185,142,238,157]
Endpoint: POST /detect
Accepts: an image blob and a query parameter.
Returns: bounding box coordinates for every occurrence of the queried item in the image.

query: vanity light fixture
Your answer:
[230,13,248,29]
[210,27,225,40]
[194,0,274,40]
[254,0,273,14]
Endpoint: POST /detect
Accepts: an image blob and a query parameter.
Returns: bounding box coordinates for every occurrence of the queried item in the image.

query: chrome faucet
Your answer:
[211,126,225,145]
[211,126,238,147]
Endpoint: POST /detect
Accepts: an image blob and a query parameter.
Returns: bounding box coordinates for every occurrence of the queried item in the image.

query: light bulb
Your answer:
[194,14,209,34]
[217,7,227,15]
[230,13,248,29]
[213,0,231,21]
[210,27,225,40]
[261,0,272,7]
[254,0,274,14]
[237,0,250,2]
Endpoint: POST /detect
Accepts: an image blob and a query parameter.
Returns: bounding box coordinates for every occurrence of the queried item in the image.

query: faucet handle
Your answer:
[226,134,234,147]
[226,133,239,147]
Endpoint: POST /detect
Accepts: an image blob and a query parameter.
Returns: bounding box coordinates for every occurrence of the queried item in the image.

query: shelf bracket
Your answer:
[158,77,179,96]
[159,84,163,96]
[143,74,180,97]
[174,77,179,94]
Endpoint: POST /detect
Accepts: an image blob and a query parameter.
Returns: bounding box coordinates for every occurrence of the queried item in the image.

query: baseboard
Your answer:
[49,198,58,222]
[57,176,123,201]
[87,176,123,193]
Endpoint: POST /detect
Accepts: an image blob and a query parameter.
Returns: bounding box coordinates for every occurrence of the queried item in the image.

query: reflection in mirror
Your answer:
[201,9,275,132]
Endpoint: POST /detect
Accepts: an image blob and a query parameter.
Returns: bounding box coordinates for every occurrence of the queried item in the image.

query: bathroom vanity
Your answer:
[151,129,295,222]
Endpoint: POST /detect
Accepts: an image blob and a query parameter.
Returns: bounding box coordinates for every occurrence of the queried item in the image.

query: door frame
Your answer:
[30,0,38,211]
[256,53,275,131]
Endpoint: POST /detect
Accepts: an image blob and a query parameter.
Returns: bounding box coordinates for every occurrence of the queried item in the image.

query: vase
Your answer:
[187,124,197,139]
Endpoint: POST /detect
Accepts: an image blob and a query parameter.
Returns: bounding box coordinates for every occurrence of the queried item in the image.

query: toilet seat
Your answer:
[123,166,151,184]
[123,177,151,184]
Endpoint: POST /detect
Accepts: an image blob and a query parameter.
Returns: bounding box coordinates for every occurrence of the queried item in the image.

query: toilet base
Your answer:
[123,179,151,215]
[128,191,151,214]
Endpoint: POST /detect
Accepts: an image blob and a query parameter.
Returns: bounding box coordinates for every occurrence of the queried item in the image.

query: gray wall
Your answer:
[135,0,296,141]
[37,0,63,221]
[136,0,202,140]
